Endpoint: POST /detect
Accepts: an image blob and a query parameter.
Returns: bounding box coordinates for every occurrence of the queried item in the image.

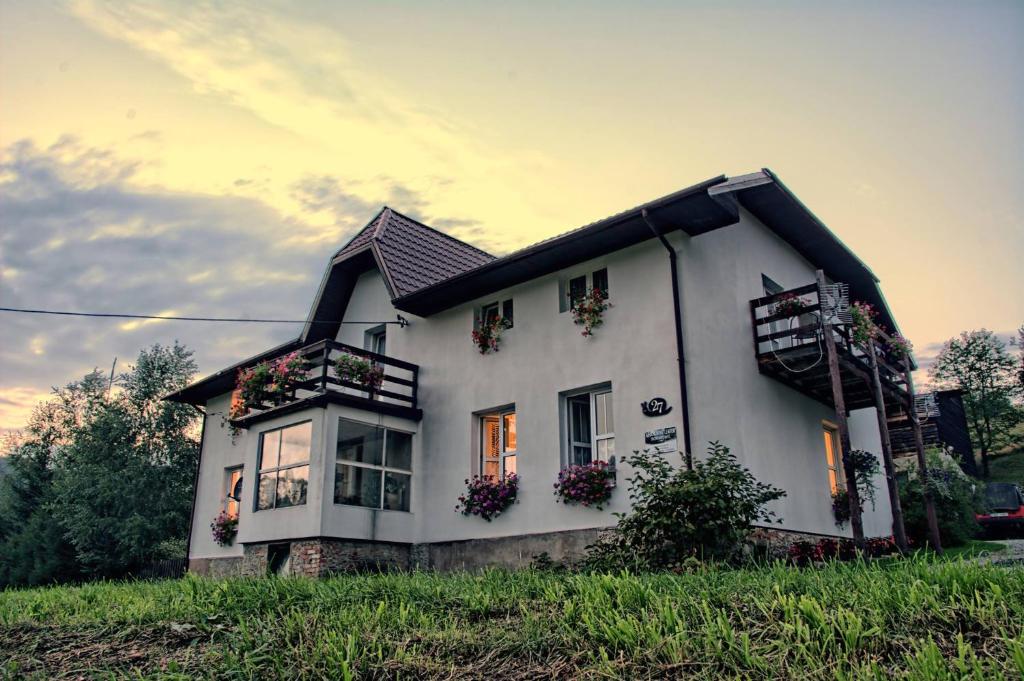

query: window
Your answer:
[479,299,513,329]
[256,421,311,511]
[565,388,614,466]
[335,418,412,511]
[480,409,516,479]
[365,326,387,356]
[561,268,609,312]
[223,467,243,518]
[823,422,845,494]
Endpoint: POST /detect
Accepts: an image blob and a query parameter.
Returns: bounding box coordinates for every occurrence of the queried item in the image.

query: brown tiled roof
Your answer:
[335,207,495,298]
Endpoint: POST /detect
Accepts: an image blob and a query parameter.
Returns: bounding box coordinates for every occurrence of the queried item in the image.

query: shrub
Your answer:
[455,474,518,521]
[553,461,616,509]
[788,535,900,566]
[899,449,983,547]
[584,441,786,569]
[832,449,881,526]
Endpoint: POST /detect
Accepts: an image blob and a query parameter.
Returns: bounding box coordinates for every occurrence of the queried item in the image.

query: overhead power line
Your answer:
[0,307,408,326]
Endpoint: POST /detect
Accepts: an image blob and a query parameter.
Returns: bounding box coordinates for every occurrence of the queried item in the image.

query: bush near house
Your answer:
[899,449,984,547]
[2,559,1022,679]
[584,442,786,569]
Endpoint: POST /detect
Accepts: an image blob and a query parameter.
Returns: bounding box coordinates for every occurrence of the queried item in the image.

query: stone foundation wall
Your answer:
[189,527,607,577]
[747,526,850,560]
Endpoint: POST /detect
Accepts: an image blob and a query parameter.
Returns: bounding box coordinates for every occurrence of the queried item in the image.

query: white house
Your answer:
[169,169,915,577]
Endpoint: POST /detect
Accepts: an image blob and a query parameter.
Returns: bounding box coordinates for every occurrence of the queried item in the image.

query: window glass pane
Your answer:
[257,473,277,510]
[482,303,499,324]
[259,430,282,471]
[386,430,413,471]
[334,464,382,508]
[337,419,384,465]
[595,392,613,435]
[371,331,386,356]
[502,299,514,327]
[275,466,308,508]
[279,422,312,466]
[503,413,517,452]
[482,416,500,461]
[570,397,590,443]
[503,454,517,477]
[569,276,586,306]
[383,472,411,511]
[597,438,615,461]
[483,459,500,480]
[592,268,608,296]
[572,445,592,467]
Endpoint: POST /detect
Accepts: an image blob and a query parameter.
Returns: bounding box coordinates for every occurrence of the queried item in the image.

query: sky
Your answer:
[1,0,1022,433]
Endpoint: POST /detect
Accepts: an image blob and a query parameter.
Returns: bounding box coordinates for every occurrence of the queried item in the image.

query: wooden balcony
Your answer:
[231,339,421,427]
[749,283,911,414]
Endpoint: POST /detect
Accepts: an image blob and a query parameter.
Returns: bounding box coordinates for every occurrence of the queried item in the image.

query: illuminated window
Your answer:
[566,388,614,466]
[480,409,517,479]
[334,419,412,511]
[256,421,311,511]
[223,467,243,518]
[823,422,845,494]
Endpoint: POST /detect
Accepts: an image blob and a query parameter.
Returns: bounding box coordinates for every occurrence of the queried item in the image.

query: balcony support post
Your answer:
[866,337,909,554]
[815,270,865,547]
[320,344,331,393]
[902,355,943,554]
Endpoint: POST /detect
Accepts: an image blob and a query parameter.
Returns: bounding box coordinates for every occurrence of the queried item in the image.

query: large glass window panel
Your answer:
[257,473,276,511]
[279,421,312,466]
[592,268,608,296]
[569,276,587,307]
[260,430,282,470]
[276,466,309,508]
[337,419,384,465]
[482,416,501,479]
[503,454,517,477]
[386,430,413,471]
[383,472,411,511]
[596,438,614,461]
[335,464,382,508]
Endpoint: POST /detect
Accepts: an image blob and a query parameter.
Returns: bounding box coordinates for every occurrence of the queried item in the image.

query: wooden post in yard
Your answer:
[815,270,865,547]
[866,337,910,554]
[902,355,943,554]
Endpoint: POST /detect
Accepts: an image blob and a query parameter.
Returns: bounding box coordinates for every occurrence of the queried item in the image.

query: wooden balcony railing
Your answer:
[231,339,420,426]
[749,283,911,412]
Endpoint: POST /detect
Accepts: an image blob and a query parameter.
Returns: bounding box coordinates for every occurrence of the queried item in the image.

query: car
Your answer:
[977,482,1024,537]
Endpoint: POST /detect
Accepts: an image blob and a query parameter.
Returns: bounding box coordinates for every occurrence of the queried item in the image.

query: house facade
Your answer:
[170,169,912,577]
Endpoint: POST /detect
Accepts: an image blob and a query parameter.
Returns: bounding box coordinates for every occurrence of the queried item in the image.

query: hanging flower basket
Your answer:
[553,461,616,509]
[848,301,878,345]
[335,352,385,392]
[472,316,511,354]
[235,352,307,411]
[571,288,612,337]
[887,333,913,358]
[773,292,808,318]
[210,511,238,547]
[455,473,518,521]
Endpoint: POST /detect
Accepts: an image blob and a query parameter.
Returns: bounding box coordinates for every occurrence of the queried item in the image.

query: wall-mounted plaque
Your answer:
[641,397,672,417]
[645,427,677,445]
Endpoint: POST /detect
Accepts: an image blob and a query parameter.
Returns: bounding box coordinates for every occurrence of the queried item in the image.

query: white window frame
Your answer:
[334,419,413,512]
[255,421,312,511]
[564,387,614,466]
[479,408,517,479]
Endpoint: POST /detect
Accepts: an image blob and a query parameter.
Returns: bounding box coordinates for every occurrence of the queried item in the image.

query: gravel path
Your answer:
[978,538,1024,566]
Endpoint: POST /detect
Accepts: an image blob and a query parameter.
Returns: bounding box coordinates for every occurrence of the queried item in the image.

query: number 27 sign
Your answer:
[641,397,672,417]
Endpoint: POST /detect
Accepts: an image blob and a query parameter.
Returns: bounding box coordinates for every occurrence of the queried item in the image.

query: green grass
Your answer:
[988,449,1024,485]
[2,559,1024,680]
[937,540,1008,561]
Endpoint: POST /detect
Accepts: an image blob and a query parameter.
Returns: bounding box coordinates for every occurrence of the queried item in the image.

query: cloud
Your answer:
[0,138,332,430]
